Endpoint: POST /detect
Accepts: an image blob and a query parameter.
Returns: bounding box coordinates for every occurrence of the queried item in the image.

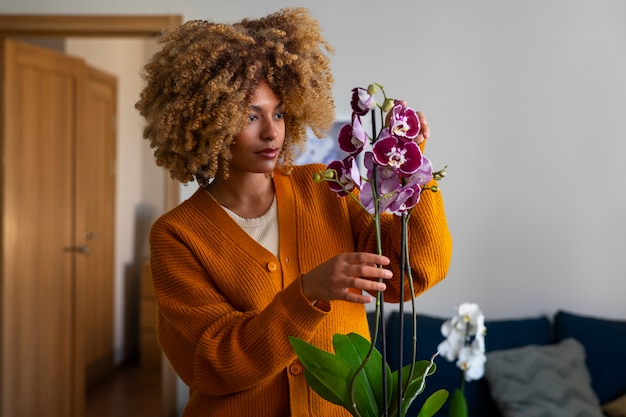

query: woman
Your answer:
[136,7,452,417]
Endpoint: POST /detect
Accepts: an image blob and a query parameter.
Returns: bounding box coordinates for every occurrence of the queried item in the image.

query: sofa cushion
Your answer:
[383,312,552,417]
[484,338,604,417]
[602,393,626,417]
[553,310,626,404]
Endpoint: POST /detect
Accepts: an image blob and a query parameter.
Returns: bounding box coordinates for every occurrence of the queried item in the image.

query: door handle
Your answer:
[83,231,101,241]
[63,244,92,256]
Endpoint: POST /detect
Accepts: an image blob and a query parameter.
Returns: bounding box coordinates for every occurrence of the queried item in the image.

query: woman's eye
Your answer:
[248,114,259,123]
[274,112,285,120]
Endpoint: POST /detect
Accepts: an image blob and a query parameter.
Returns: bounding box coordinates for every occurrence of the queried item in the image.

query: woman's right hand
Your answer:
[301,252,392,304]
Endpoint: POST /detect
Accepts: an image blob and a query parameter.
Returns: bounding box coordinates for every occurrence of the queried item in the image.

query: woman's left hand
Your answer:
[415,111,429,144]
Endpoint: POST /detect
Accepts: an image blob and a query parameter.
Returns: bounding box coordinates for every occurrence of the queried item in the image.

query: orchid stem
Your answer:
[369,109,390,417]
[397,212,407,417]
[403,211,419,403]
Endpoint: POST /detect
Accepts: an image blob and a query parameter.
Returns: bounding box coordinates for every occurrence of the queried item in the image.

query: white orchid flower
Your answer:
[438,302,487,381]
[457,345,487,381]
[437,330,464,362]
[457,303,484,332]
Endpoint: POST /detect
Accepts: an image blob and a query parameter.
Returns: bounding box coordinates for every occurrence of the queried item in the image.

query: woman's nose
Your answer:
[262,119,280,141]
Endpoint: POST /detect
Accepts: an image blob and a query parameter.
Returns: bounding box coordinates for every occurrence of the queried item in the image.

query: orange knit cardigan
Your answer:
[149,163,452,417]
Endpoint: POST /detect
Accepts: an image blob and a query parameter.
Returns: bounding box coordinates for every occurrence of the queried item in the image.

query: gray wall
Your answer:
[4,0,624,323]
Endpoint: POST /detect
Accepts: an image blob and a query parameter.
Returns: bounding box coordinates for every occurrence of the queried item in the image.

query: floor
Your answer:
[86,364,162,417]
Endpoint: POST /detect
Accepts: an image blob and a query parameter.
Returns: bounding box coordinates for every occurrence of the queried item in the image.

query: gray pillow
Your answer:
[484,338,604,417]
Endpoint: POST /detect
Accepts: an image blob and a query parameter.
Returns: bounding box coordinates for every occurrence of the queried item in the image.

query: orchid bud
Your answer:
[323,169,336,180]
[381,98,395,113]
[367,84,378,95]
[433,167,447,181]
[313,172,324,183]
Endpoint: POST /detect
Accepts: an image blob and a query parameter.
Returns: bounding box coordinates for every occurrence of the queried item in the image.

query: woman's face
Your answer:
[229,82,286,176]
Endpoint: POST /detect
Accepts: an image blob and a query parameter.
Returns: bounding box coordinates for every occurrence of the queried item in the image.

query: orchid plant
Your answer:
[437,303,487,417]
[289,84,448,417]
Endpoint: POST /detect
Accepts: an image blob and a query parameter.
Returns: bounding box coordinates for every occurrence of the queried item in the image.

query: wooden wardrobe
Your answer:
[0,39,116,417]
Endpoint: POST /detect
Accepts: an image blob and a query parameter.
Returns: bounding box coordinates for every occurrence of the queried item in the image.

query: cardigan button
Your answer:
[289,362,303,375]
[267,262,278,272]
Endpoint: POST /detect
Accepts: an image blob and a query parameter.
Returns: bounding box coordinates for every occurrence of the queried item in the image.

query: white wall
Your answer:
[5,1,624,328]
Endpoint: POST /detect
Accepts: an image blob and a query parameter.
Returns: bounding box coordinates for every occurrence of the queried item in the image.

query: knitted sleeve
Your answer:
[345,176,453,302]
[291,163,453,303]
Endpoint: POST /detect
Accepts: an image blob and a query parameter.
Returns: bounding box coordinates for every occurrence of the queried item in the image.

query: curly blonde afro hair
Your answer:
[135,7,335,186]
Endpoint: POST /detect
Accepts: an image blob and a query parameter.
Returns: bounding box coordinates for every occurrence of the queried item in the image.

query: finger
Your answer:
[349,264,392,282]
[350,276,387,292]
[347,252,390,266]
[342,290,374,304]
[416,111,430,142]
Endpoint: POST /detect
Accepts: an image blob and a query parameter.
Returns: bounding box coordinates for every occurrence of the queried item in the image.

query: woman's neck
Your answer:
[206,173,275,219]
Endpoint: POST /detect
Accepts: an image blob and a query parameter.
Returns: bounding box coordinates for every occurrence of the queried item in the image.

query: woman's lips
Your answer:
[257,148,279,158]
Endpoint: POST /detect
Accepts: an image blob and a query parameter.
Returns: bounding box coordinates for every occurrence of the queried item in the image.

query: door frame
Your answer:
[0,15,182,209]
[0,13,183,417]
[0,15,181,37]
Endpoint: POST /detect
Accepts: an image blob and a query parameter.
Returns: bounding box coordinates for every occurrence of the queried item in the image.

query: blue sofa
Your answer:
[367,310,626,417]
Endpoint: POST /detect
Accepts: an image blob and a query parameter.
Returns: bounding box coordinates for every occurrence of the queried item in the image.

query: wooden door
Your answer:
[0,39,116,417]
[0,38,84,417]
[79,66,117,390]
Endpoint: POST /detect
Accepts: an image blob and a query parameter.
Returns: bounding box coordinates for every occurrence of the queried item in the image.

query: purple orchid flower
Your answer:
[371,129,423,177]
[392,155,434,212]
[407,154,434,187]
[360,151,433,215]
[390,104,420,140]
[360,165,416,215]
[391,182,422,214]
[337,115,367,156]
[359,153,404,214]
[326,156,362,196]
[351,87,376,116]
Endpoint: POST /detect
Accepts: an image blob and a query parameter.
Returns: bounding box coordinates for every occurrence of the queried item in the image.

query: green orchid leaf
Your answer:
[289,336,353,409]
[301,366,351,408]
[289,335,379,417]
[346,374,381,417]
[416,389,449,417]
[448,388,468,417]
[333,332,377,368]
[388,360,438,417]
[288,336,347,372]
[400,360,438,415]
[303,366,382,417]
[289,335,442,417]
[333,332,392,414]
